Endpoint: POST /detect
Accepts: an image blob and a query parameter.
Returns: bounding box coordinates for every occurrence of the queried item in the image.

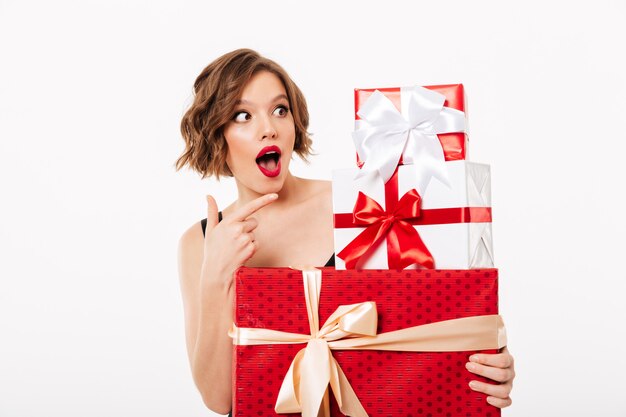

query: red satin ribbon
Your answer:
[335,207,492,228]
[337,188,435,270]
[335,169,492,270]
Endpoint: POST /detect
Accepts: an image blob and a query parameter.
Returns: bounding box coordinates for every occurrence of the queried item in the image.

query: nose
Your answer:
[259,114,277,141]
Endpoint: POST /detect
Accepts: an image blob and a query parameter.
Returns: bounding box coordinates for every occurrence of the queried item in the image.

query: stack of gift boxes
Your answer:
[231,84,506,417]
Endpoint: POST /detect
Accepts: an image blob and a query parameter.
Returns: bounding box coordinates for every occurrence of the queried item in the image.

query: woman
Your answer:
[175,49,514,415]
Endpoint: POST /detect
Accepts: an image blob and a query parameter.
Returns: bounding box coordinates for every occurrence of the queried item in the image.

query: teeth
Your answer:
[265,151,278,155]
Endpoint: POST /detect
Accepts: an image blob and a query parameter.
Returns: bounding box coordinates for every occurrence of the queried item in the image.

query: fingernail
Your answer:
[269,193,278,200]
[468,381,478,389]
[486,397,496,405]
[466,362,476,371]
[470,354,480,363]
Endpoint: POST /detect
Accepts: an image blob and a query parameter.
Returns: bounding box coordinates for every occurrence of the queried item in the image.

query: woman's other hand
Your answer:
[466,346,515,408]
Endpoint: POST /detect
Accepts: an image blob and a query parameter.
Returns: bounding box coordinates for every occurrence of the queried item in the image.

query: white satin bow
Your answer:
[353,86,466,191]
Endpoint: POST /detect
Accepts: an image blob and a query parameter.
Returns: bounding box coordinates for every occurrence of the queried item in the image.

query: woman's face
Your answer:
[223,70,296,197]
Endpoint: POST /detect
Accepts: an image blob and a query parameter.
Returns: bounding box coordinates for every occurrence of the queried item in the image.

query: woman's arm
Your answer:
[178,194,278,414]
[178,223,233,414]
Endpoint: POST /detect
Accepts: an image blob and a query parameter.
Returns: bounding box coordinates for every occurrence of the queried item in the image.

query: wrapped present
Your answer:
[231,267,505,417]
[353,84,467,184]
[333,161,493,270]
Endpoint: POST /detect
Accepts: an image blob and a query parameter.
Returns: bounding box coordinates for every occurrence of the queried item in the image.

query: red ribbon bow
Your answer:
[337,189,434,270]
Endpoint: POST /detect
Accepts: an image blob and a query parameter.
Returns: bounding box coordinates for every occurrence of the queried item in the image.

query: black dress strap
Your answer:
[200,212,223,237]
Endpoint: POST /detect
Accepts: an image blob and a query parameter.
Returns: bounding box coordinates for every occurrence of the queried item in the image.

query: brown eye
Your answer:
[273,105,289,117]
[233,111,251,122]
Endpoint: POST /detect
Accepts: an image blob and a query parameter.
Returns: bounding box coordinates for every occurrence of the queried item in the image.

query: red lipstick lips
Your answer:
[255,145,281,177]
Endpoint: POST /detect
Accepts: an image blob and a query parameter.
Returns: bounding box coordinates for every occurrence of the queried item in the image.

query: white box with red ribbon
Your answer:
[332,161,494,270]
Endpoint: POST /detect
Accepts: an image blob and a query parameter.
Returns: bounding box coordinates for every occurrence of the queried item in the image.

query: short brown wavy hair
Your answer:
[175,49,313,179]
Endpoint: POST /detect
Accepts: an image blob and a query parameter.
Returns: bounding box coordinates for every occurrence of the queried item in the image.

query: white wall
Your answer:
[1,1,624,416]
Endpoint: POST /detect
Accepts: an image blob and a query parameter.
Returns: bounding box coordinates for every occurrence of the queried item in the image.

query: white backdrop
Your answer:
[1,1,625,416]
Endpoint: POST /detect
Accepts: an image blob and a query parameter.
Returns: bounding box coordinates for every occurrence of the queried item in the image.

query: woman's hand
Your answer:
[201,193,278,284]
[466,346,515,408]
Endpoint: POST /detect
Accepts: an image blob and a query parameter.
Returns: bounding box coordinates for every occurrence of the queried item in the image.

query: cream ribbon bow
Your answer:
[229,267,506,417]
[353,86,466,191]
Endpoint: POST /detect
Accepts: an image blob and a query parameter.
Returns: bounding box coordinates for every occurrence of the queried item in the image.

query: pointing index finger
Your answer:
[231,193,278,222]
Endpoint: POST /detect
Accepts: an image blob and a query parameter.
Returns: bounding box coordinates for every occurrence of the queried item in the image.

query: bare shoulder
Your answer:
[177,221,205,285]
[310,178,332,190]
[178,221,204,255]
[314,179,332,207]
[306,179,332,211]
[305,178,332,200]
[297,179,333,223]
[293,178,332,212]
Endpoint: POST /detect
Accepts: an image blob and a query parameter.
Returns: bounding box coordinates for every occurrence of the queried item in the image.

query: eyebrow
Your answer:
[235,94,289,106]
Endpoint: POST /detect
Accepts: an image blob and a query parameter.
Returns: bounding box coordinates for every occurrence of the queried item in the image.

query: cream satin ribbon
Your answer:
[229,267,507,417]
[353,86,466,191]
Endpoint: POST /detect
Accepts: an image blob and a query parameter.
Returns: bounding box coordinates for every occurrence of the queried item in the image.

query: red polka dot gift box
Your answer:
[231,267,505,417]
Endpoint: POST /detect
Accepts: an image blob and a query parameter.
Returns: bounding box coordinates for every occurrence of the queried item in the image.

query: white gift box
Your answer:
[332,161,494,269]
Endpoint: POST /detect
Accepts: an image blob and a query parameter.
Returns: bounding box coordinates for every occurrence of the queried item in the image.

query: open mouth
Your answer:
[255,146,282,177]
